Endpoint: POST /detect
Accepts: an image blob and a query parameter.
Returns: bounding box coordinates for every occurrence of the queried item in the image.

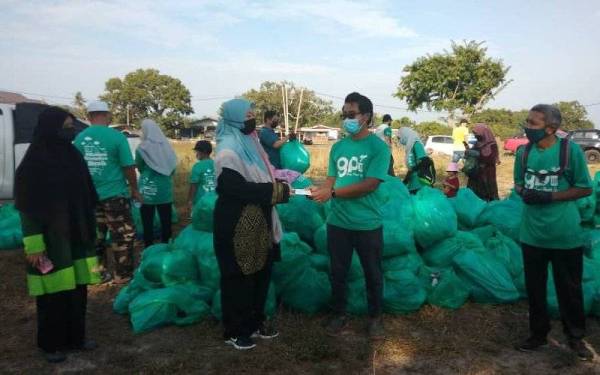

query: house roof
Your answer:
[0,91,44,105]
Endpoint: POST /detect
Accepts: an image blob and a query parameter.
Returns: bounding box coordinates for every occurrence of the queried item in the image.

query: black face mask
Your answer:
[58,128,77,142]
[241,118,256,135]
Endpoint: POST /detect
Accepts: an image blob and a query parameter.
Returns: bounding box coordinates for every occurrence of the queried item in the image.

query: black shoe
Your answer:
[44,351,67,363]
[224,337,256,350]
[70,339,98,352]
[569,340,593,361]
[516,336,548,352]
[367,317,385,339]
[251,325,279,340]
[323,315,349,337]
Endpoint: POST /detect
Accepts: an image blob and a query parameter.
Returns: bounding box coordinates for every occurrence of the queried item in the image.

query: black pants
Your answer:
[220,264,272,339]
[522,244,585,340]
[140,203,172,248]
[327,224,383,317]
[36,285,87,353]
[388,155,395,176]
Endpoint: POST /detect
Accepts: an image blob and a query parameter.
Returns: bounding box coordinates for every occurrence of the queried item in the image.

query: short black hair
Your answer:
[382,114,392,123]
[344,92,373,122]
[530,104,562,129]
[459,118,468,124]
[264,110,278,122]
[194,140,212,154]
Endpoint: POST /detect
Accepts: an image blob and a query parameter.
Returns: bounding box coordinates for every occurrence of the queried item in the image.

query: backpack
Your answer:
[462,150,480,178]
[519,137,571,186]
[415,156,436,186]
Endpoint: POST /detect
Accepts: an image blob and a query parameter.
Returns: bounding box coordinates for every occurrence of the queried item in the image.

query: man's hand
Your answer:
[26,252,45,268]
[310,185,332,203]
[522,189,553,205]
[131,190,144,204]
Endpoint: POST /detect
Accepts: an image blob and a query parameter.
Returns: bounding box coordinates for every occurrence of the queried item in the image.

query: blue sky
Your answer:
[1,0,599,125]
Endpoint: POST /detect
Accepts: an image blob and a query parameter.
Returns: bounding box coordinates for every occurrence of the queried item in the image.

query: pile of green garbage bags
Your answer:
[114,172,600,334]
[0,204,23,250]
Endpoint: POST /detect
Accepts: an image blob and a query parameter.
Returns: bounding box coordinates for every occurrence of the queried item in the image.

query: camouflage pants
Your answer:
[96,197,135,278]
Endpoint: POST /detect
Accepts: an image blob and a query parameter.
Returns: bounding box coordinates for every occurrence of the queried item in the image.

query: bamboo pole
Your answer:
[294,88,304,134]
[283,84,289,136]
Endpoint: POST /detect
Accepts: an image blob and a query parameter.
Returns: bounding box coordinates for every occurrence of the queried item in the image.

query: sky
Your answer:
[1,0,600,125]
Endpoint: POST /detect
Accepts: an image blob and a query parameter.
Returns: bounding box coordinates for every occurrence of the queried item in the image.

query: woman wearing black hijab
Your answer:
[15,107,100,363]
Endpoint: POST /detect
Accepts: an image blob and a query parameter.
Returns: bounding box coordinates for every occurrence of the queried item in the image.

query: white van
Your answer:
[0,102,139,201]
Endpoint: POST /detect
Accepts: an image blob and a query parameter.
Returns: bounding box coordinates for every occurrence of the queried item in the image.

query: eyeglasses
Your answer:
[341,112,361,120]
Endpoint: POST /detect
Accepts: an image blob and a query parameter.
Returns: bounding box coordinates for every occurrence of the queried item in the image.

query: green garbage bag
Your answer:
[422,231,485,268]
[192,192,217,232]
[383,270,426,314]
[584,230,600,260]
[113,277,148,314]
[277,195,324,244]
[281,268,331,314]
[291,175,312,189]
[449,188,487,228]
[477,199,523,242]
[310,253,330,273]
[174,225,213,259]
[197,250,221,293]
[383,220,416,258]
[382,253,423,274]
[347,278,368,316]
[313,224,328,255]
[485,232,523,278]
[471,225,498,243]
[272,233,312,294]
[129,285,211,333]
[379,176,414,223]
[160,246,200,287]
[0,204,23,249]
[212,283,277,320]
[139,244,171,285]
[413,187,458,248]
[280,140,310,173]
[418,266,469,310]
[453,250,519,304]
[577,194,596,223]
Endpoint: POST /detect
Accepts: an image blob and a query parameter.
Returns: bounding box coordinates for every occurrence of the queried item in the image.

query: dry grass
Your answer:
[3,140,600,373]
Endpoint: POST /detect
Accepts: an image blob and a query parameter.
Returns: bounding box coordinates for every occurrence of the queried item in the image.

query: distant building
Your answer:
[180,117,218,139]
[298,124,339,144]
[0,91,44,105]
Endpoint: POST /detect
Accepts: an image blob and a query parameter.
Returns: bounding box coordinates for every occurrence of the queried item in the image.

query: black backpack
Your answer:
[519,138,571,186]
[415,156,436,186]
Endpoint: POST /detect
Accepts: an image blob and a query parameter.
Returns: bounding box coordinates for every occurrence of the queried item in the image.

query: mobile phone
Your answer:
[37,255,54,274]
[293,188,312,196]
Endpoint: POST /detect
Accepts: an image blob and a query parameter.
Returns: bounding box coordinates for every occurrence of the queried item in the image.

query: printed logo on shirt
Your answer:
[140,176,158,198]
[202,169,216,192]
[524,167,560,192]
[80,136,108,175]
[337,155,368,178]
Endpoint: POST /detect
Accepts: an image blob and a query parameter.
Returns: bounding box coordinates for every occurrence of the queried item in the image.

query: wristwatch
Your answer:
[331,188,336,198]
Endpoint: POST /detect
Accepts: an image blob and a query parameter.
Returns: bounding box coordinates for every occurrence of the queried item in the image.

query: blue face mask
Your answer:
[524,127,548,144]
[343,119,361,135]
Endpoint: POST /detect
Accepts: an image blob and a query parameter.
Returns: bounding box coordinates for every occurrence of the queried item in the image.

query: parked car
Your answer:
[568,129,600,163]
[503,134,529,154]
[424,135,454,156]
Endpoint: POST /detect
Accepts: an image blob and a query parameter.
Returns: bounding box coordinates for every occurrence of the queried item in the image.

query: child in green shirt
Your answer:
[188,141,216,215]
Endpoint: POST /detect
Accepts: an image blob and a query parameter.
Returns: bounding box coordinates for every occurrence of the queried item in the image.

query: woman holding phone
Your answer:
[15,107,101,363]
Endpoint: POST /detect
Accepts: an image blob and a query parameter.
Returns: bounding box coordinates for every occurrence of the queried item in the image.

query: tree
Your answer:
[100,69,193,133]
[391,116,416,129]
[470,108,528,139]
[412,121,452,140]
[71,91,88,120]
[554,101,594,131]
[394,41,512,121]
[242,81,335,130]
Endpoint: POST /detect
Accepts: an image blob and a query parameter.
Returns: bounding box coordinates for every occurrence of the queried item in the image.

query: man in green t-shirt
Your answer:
[187,140,216,215]
[74,101,141,284]
[311,92,390,339]
[514,104,593,361]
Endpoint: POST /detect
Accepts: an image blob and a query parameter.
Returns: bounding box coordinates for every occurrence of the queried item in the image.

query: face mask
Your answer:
[342,118,361,135]
[241,118,256,135]
[58,128,77,142]
[524,127,547,144]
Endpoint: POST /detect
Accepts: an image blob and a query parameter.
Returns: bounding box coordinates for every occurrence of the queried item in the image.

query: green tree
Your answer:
[392,116,416,129]
[470,108,528,139]
[394,41,512,121]
[100,69,193,134]
[71,91,88,120]
[242,81,335,130]
[412,121,452,140]
[554,101,594,131]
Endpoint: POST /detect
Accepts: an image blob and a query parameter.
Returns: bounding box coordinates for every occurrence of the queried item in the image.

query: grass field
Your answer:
[3,140,600,373]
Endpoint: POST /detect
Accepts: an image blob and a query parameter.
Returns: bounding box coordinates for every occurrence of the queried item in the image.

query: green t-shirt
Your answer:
[406,141,427,192]
[135,150,174,205]
[190,159,216,203]
[383,126,392,138]
[514,139,592,249]
[74,126,134,201]
[327,134,391,230]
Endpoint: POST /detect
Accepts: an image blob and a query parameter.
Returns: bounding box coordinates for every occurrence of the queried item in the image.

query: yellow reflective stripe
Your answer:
[27,267,76,296]
[73,256,101,285]
[23,234,46,255]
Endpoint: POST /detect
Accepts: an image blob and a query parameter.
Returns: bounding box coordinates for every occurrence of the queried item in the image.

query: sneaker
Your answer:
[323,315,349,337]
[44,351,67,364]
[569,340,593,361]
[367,317,385,339]
[224,337,256,350]
[70,339,98,352]
[516,336,548,352]
[251,325,279,340]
